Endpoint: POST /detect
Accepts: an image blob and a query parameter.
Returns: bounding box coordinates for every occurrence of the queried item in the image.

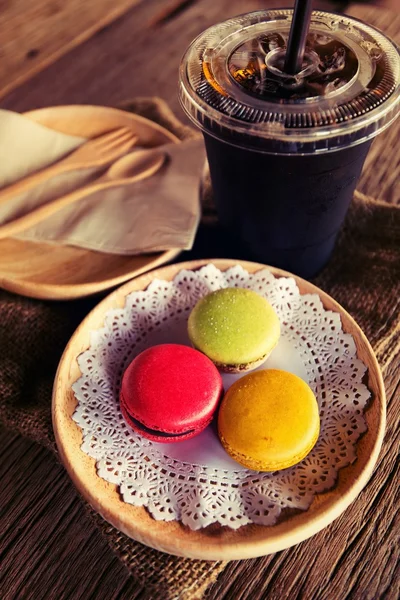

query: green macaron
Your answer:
[188,288,280,372]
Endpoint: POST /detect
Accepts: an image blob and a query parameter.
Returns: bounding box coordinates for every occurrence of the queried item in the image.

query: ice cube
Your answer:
[258,33,286,54]
[324,77,348,94]
[318,46,346,74]
[307,33,335,47]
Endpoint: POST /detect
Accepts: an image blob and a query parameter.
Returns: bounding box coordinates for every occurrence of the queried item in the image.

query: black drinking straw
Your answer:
[284,0,314,74]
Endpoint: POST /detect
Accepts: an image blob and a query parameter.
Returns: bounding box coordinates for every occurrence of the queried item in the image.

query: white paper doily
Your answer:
[72,264,371,530]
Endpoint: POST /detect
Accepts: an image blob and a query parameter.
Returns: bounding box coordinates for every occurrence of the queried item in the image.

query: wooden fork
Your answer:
[0,147,166,240]
[0,127,138,207]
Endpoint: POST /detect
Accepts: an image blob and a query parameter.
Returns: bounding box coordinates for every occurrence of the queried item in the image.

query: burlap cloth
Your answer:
[0,95,399,600]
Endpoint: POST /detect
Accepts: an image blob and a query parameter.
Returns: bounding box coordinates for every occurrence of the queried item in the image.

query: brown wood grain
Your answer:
[346,4,400,204]
[0,0,343,115]
[1,0,397,205]
[0,354,398,599]
[0,0,144,100]
[0,0,399,598]
[0,427,145,600]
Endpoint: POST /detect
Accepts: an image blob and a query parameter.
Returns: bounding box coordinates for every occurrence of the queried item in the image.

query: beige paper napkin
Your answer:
[0,109,86,188]
[16,140,204,253]
[0,110,204,254]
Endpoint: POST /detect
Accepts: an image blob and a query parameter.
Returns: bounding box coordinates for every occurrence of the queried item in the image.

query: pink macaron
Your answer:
[120,344,224,442]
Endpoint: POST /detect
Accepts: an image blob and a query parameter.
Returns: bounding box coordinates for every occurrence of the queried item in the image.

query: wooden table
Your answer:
[0,1,399,599]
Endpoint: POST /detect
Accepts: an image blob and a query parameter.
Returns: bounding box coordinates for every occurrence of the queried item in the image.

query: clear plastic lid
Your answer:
[179,10,400,154]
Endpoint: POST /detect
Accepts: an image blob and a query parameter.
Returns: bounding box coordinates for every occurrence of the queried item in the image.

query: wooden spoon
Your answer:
[0,127,138,207]
[0,148,166,240]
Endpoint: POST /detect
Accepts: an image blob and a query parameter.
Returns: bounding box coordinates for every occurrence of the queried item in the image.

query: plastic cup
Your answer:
[179,10,400,278]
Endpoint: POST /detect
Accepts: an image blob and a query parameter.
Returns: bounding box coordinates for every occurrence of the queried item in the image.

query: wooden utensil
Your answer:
[0,147,166,239]
[0,127,138,207]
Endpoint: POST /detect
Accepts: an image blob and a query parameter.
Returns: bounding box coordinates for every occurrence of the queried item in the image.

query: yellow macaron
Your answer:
[218,369,320,471]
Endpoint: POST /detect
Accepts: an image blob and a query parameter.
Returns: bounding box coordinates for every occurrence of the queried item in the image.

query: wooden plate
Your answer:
[53,259,385,560]
[0,105,181,300]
